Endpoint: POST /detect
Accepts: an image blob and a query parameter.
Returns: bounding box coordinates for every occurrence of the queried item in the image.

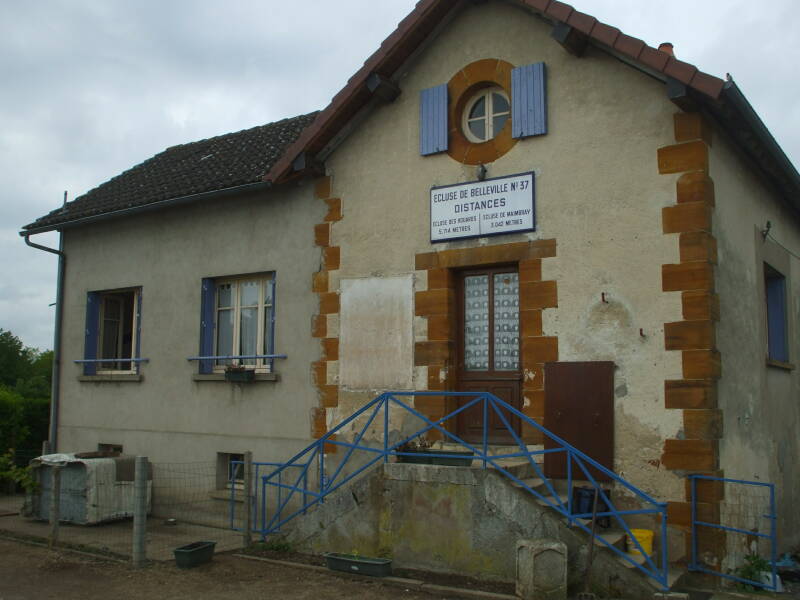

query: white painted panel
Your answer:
[339,275,414,390]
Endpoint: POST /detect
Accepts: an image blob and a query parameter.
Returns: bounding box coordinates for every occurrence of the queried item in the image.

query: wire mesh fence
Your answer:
[4,457,247,564]
[719,480,776,576]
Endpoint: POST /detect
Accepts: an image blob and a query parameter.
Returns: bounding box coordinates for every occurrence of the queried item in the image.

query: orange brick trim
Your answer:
[659,113,723,563]
[414,239,557,444]
[446,58,518,165]
[310,175,342,452]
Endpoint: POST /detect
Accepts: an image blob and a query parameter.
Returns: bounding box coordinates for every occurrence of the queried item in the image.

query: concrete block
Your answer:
[653,594,689,600]
[516,539,567,600]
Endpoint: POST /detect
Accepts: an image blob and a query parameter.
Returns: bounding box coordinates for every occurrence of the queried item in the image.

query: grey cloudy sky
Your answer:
[2,0,798,351]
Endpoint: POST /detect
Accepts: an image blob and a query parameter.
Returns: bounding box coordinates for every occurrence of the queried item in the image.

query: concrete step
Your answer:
[593,529,626,549]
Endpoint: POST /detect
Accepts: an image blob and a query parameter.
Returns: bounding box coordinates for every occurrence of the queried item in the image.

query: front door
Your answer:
[456,266,522,443]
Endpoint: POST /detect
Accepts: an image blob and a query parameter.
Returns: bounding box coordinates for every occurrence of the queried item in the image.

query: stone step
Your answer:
[593,529,626,549]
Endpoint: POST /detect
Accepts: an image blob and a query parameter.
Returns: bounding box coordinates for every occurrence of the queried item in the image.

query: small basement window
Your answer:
[98,443,123,455]
[462,86,510,143]
[765,263,789,363]
[217,452,245,490]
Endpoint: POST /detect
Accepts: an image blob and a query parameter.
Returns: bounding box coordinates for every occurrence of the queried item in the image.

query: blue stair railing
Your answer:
[231,391,669,590]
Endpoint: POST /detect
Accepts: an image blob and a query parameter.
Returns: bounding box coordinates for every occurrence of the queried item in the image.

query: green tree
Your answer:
[0,329,35,388]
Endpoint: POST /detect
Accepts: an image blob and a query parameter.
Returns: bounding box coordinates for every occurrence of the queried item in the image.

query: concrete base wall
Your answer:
[286,464,661,599]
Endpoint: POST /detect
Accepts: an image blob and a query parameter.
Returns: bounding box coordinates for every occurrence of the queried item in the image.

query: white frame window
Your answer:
[97,289,139,374]
[213,275,274,372]
[462,86,511,143]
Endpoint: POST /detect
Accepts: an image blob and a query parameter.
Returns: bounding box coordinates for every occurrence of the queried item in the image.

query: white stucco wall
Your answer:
[57,185,324,466]
[324,1,684,501]
[710,131,800,555]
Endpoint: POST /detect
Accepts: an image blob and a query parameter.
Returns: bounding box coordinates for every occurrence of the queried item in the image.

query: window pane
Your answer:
[240,280,259,306]
[493,114,509,135]
[468,119,485,141]
[217,283,233,308]
[239,307,258,363]
[493,272,519,371]
[469,95,486,119]
[464,275,489,371]
[216,308,234,366]
[101,297,121,369]
[492,92,509,114]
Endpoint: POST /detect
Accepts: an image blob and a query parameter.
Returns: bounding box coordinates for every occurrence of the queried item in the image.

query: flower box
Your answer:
[224,369,255,383]
[324,552,392,577]
[174,541,216,568]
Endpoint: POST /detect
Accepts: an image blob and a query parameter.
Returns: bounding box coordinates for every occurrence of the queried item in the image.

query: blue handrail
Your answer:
[234,391,670,590]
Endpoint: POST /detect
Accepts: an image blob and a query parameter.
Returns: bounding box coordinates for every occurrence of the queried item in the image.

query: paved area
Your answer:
[0,494,243,561]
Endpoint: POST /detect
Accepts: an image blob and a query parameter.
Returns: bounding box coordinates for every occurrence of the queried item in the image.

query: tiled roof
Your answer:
[24,111,319,231]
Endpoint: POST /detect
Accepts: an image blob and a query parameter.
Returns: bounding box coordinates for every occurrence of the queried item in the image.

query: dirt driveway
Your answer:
[0,538,467,600]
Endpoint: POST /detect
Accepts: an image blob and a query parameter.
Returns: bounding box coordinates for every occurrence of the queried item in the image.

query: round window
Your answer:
[462,87,510,143]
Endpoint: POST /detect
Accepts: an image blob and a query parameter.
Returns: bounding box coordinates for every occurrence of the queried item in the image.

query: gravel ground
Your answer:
[0,538,477,600]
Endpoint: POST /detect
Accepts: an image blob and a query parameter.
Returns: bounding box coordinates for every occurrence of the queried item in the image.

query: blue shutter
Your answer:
[419,84,448,155]
[766,275,788,362]
[199,278,216,374]
[134,290,142,373]
[512,62,547,139]
[84,292,100,376]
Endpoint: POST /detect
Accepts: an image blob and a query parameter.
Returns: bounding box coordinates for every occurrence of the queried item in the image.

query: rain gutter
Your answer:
[23,231,65,452]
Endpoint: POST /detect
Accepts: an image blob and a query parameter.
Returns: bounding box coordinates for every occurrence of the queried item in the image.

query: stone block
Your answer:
[516,539,567,600]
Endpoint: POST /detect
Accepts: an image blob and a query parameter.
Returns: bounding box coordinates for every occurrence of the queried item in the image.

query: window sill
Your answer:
[78,374,143,383]
[766,359,795,371]
[209,489,245,503]
[192,373,280,383]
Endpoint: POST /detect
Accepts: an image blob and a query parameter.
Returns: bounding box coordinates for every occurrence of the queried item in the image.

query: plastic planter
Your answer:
[324,552,392,577]
[174,541,216,568]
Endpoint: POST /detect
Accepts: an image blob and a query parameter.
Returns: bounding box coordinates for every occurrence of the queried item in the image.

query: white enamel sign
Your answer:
[430,171,535,242]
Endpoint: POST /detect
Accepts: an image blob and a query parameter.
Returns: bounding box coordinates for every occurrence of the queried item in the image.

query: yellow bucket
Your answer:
[627,529,654,557]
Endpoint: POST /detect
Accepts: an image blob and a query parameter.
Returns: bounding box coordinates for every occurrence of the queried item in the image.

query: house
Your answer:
[21,0,799,587]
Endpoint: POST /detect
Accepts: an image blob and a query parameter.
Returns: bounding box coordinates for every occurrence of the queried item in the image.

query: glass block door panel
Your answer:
[464,275,489,371]
[493,272,519,371]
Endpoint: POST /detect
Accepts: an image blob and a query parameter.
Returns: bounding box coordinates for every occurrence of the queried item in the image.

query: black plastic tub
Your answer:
[398,450,474,466]
[174,541,216,568]
[324,552,392,577]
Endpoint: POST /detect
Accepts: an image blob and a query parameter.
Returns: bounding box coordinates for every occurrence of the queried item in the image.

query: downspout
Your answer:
[23,198,67,453]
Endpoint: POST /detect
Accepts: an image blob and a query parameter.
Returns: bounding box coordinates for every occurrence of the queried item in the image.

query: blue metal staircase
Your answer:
[231,391,670,589]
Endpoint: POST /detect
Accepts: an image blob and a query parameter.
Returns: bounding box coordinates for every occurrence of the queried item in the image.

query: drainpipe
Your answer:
[22,194,67,453]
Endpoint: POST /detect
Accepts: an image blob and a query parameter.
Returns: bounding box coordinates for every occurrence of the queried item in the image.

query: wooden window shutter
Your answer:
[84,291,100,376]
[511,62,547,139]
[199,278,216,374]
[419,84,448,155]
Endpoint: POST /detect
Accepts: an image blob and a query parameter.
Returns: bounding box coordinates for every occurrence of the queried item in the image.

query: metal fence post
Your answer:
[243,451,253,548]
[132,456,148,568]
[48,465,61,549]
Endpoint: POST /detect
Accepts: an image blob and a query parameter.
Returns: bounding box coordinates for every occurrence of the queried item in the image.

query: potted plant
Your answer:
[224,365,255,382]
[324,549,392,577]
